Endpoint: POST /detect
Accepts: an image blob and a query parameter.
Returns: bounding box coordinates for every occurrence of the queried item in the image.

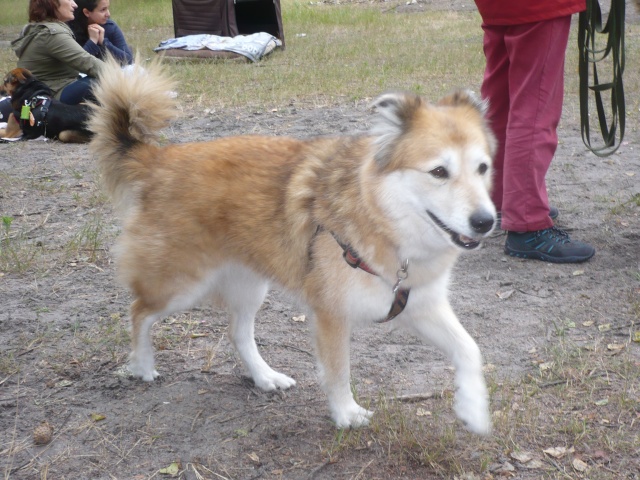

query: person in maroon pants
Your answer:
[474,0,596,263]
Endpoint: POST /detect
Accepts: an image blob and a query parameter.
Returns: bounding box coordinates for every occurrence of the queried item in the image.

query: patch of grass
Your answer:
[76,312,131,362]
[324,334,639,478]
[2,0,638,116]
[201,332,227,373]
[0,214,44,274]
[0,0,26,24]
[64,213,107,264]
[76,312,131,360]
[0,0,486,108]
[0,351,20,375]
[40,311,130,378]
[609,192,640,215]
[154,312,214,355]
[170,6,485,109]
[324,388,488,477]
[2,216,11,230]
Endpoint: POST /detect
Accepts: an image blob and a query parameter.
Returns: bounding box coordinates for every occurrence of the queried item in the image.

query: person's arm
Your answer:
[46,29,104,77]
[102,20,134,64]
[82,38,102,58]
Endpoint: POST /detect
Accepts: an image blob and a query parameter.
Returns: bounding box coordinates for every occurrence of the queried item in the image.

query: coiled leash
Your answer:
[577,0,625,156]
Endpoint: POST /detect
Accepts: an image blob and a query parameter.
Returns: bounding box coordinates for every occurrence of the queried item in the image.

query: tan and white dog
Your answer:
[89,57,496,434]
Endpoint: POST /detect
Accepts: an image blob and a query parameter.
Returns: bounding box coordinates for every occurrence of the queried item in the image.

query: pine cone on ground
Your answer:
[33,421,53,445]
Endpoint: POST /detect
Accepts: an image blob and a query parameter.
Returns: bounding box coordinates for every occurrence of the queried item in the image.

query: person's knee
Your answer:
[59,78,96,105]
[0,97,13,121]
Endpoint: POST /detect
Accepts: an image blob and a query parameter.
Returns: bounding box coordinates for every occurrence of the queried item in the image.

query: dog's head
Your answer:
[369,90,497,254]
[1,68,34,97]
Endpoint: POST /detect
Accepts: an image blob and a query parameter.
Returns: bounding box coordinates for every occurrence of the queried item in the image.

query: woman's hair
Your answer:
[67,0,100,46]
[28,0,62,22]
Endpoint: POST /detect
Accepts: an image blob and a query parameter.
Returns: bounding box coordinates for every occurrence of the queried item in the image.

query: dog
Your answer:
[88,57,497,434]
[0,68,91,142]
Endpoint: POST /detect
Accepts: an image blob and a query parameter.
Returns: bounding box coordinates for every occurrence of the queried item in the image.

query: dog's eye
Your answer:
[478,163,488,175]
[429,167,449,179]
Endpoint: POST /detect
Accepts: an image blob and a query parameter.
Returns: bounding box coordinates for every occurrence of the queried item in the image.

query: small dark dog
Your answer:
[0,68,91,143]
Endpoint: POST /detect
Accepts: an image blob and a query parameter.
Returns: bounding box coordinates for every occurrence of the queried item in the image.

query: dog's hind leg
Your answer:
[404,296,491,435]
[128,271,218,381]
[0,114,22,139]
[58,130,91,143]
[219,266,296,391]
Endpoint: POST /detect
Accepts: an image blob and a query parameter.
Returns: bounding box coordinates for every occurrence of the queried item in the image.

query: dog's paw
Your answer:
[454,388,491,435]
[332,404,374,429]
[253,370,296,391]
[128,364,159,381]
[128,351,159,381]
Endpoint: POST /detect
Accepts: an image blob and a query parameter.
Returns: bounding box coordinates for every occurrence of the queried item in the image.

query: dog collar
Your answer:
[331,232,377,275]
[331,231,410,323]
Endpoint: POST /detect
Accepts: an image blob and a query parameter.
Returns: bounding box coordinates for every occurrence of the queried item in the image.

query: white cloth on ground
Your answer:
[154,32,281,62]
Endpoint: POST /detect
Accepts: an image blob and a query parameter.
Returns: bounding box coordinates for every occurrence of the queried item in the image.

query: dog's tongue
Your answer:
[456,233,482,250]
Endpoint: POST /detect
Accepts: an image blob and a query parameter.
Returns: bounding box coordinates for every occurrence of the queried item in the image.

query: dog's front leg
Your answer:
[129,299,161,381]
[0,114,22,139]
[405,296,491,435]
[314,309,373,428]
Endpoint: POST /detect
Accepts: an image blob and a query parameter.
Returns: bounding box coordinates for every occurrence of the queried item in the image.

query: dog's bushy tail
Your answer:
[88,54,177,210]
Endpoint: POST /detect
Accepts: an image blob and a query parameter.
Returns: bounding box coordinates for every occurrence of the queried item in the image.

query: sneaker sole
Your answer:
[504,247,595,263]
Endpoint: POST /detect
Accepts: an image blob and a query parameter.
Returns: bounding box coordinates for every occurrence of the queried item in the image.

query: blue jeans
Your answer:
[59,76,97,105]
[0,97,12,122]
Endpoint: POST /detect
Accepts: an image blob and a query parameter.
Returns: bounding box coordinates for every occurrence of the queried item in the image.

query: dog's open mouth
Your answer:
[427,212,481,250]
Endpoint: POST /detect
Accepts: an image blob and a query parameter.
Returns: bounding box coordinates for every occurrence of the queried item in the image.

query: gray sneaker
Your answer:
[505,227,595,263]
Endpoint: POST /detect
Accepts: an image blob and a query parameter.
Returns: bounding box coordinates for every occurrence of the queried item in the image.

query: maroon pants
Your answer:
[481,15,572,232]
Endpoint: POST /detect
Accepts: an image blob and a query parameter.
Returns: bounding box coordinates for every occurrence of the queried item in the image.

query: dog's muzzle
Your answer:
[427,211,494,250]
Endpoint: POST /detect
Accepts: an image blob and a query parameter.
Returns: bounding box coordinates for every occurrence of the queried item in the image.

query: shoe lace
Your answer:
[535,227,571,244]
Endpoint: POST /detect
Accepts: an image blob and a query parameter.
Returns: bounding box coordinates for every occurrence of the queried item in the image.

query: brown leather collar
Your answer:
[330,231,410,323]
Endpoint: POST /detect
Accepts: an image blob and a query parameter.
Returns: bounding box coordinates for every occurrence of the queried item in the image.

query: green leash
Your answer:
[577,0,626,157]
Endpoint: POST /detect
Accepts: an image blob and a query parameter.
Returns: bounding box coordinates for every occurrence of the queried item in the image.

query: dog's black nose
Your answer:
[470,210,495,234]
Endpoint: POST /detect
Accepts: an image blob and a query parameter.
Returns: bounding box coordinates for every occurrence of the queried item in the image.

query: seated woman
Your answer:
[1,0,105,124]
[67,0,133,65]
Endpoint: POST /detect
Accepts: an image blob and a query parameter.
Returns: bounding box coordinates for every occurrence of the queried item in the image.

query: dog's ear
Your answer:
[2,69,25,94]
[437,89,489,116]
[369,91,423,167]
[4,68,30,87]
[13,69,31,85]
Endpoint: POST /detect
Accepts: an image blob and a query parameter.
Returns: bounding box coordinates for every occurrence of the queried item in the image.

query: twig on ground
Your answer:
[538,380,566,388]
[256,341,314,357]
[393,392,439,403]
[351,459,375,480]
[191,409,203,432]
[307,460,332,479]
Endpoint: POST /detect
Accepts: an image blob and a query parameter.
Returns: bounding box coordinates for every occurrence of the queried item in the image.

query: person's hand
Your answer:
[97,25,105,45]
[87,24,105,45]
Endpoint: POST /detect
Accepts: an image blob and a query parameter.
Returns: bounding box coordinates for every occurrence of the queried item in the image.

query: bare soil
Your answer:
[1,4,639,480]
